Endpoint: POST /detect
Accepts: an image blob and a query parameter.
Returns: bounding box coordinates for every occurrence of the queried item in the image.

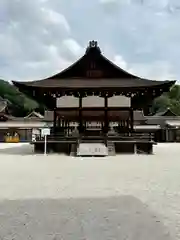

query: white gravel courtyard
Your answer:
[0,143,179,239]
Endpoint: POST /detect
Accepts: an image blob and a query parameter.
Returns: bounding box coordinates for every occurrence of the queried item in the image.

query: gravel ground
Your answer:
[0,143,179,239]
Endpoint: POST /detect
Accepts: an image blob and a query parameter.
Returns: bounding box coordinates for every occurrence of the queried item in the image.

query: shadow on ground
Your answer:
[0,144,34,155]
[0,196,172,240]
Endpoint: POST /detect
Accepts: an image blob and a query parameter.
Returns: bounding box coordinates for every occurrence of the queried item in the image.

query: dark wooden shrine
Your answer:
[13,41,175,155]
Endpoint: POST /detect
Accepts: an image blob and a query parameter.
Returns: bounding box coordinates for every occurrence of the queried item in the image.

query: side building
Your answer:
[147,108,180,142]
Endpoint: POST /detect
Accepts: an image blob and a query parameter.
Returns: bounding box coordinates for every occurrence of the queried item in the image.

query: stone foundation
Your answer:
[34,142,71,155]
[115,142,135,154]
[136,142,153,154]
[33,141,154,155]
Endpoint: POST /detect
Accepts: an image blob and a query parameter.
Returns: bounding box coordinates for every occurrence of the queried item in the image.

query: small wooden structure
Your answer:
[24,111,44,120]
[146,108,180,142]
[13,41,175,155]
[155,108,177,117]
[0,101,45,142]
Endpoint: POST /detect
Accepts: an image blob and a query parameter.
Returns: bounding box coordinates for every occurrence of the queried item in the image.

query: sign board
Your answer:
[32,134,36,142]
[77,143,108,156]
[40,128,51,156]
[41,128,50,136]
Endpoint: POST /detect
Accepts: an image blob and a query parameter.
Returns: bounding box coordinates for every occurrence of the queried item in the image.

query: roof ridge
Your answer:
[24,111,44,119]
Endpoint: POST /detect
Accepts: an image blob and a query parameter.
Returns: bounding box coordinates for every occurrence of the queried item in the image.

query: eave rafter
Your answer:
[27,82,174,99]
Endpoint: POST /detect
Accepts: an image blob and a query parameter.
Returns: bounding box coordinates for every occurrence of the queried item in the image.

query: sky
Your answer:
[0,0,180,81]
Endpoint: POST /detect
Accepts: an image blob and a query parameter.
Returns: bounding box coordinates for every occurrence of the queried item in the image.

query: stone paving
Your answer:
[0,143,179,239]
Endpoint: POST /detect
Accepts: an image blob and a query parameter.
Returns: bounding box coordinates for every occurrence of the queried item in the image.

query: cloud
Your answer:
[0,0,74,80]
[110,54,175,80]
[61,39,84,61]
[113,55,128,70]
[0,0,180,81]
[129,61,176,80]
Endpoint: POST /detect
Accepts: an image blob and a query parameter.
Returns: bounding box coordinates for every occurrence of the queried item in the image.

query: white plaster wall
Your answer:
[82,96,104,107]
[108,96,131,107]
[56,96,79,108]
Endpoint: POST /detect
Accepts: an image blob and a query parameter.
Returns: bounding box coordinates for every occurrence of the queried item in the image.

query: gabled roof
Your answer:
[24,111,44,119]
[155,108,177,116]
[46,40,140,80]
[12,41,176,90]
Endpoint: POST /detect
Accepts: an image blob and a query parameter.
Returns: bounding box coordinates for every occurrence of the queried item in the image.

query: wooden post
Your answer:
[53,108,57,132]
[79,96,82,132]
[44,135,47,155]
[104,96,108,133]
[130,108,134,132]
[58,116,60,128]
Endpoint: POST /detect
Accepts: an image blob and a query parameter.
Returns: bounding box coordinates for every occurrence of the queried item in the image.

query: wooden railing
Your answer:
[33,132,154,143]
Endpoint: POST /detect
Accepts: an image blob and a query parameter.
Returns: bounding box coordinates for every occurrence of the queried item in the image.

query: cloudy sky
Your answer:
[0,0,180,81]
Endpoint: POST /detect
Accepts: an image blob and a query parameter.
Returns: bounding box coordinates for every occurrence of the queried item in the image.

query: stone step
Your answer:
[70,144,77,156]
[77,143,108,157]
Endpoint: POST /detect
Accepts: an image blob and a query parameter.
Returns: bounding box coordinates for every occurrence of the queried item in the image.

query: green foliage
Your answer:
[0,80,40,117]
[152,84,180,115]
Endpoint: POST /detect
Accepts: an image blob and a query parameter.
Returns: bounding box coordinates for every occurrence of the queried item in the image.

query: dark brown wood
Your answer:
[13,79,175,91]
[56,107,132,111]
[53,108,57,130]
[130,108,134,132]
[104,96,108,132]
[56,108,132,122]
[79,96,83,132]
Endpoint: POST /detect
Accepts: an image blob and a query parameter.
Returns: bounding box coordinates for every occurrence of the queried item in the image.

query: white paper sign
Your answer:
[41,128,50,136]
[32,134,36,142]
[32,128,40,135]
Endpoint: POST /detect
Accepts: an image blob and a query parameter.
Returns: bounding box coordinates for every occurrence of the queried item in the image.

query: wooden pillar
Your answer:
[58,117,60,127]
[104,96,108,133]
[79,96,82,132]
[67,121,69,136]
[130,108,134,132]
[53,108,57,131]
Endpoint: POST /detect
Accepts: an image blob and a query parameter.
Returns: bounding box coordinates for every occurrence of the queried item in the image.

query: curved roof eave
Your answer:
[11,41,176,90]
[41,51,149,81]
[12,79,176,90]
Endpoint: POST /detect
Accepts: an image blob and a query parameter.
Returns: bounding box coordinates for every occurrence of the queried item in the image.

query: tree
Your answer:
[152,85,180,115]
[0,80,40,117]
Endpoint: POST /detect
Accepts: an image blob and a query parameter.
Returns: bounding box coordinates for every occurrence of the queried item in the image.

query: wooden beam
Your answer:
[56,107,132,111]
